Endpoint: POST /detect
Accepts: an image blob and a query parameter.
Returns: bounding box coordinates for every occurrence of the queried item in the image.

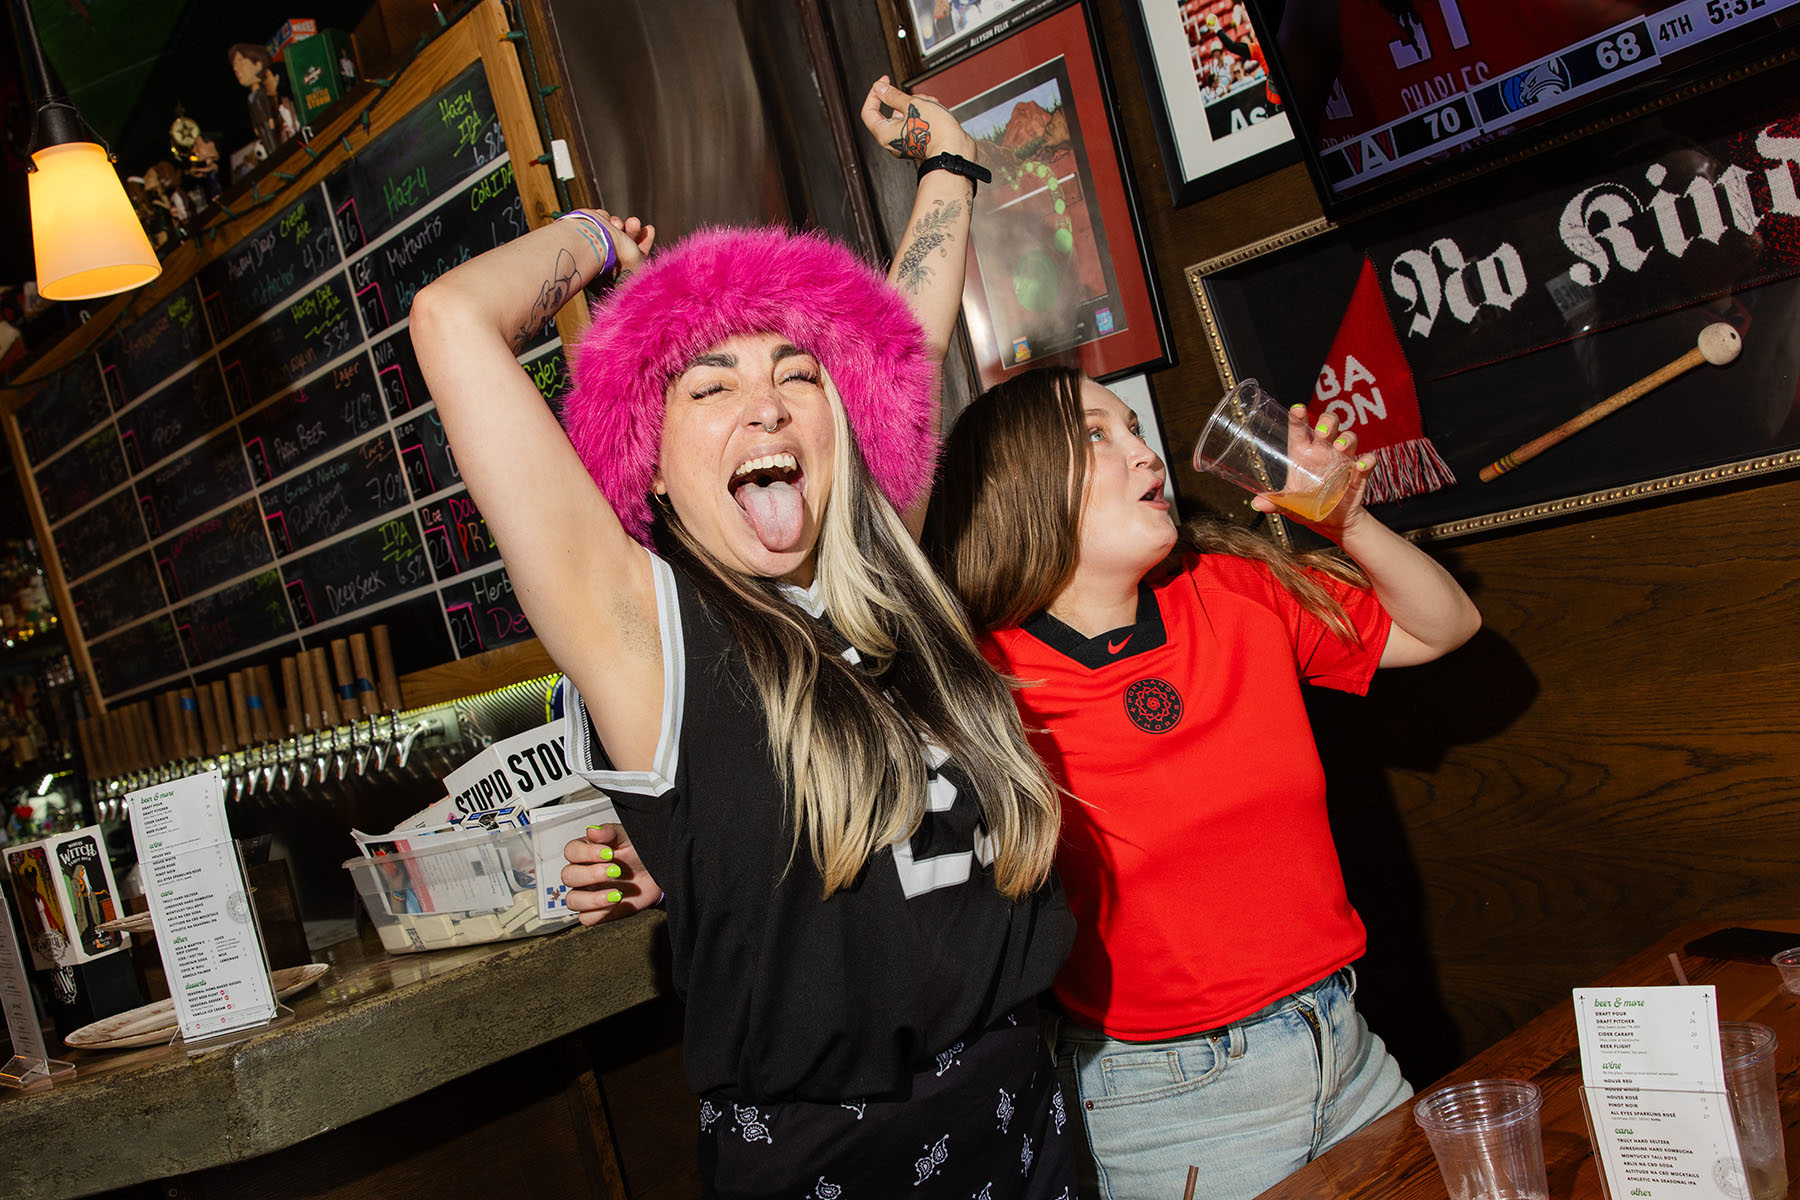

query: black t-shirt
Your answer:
[565,555,1073,1104]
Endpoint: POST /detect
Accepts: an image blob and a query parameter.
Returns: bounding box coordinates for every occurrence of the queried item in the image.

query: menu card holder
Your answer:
[129,771,287,1055]
[0,886,73,1089]
[1579,1084,1753,1200]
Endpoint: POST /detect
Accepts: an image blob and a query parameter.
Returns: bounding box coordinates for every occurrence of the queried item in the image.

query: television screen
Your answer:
[1244,0,1800,213]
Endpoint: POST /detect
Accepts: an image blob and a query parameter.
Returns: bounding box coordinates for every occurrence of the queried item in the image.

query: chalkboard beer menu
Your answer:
[15,62,562,702]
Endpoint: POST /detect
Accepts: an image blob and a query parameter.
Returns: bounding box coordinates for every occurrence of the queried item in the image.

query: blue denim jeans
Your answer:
[1052,967,1411,1200]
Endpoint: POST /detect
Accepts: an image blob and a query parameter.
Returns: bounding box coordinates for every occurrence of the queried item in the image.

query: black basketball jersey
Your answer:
[564,554,1073,1104]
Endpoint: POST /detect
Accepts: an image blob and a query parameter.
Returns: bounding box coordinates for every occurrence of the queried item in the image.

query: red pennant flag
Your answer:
[1308,257,1455,503]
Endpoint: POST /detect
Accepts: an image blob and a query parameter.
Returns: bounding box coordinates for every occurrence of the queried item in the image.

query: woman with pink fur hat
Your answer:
[412,79,1075,1196]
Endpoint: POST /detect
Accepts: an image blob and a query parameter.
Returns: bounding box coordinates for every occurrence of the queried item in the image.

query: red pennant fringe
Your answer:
[1362,436,1457,506]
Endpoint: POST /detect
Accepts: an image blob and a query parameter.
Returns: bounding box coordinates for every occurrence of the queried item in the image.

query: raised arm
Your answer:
[409,213,666,771]
[861,76,978,536]
[861,76,976,364]
[1254,408,1481,667]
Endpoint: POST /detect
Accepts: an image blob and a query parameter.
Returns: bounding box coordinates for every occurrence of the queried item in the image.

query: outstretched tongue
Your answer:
[737,479,806,552]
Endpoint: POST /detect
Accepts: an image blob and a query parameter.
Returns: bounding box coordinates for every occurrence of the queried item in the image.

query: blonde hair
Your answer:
[654,373,1060,900]
[929,365,1369,642]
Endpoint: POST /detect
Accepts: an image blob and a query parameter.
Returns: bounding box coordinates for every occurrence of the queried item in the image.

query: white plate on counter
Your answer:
[61,964,331,1050]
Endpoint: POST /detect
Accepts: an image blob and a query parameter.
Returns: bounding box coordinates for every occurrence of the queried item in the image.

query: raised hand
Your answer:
[860,75,974,163]
[1249,405,1375,537]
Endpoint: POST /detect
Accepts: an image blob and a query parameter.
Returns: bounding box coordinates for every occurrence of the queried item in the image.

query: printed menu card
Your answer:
[129,771,277,1041]
[1574,985,1747,1198]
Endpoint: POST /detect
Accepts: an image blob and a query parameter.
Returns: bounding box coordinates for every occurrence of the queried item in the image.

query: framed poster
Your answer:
[920,3,1172,389]
[1121,0,1297,206]
[877,0,1070,79]
[1186,62,1800,541]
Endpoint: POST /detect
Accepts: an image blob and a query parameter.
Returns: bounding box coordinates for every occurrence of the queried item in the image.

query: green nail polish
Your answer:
[1315,419,1332,435]
[1333,436,1348,450]
[596,846,613,862]
[604,889,623,904]
[585,824,604,832]
[606,863,622,879]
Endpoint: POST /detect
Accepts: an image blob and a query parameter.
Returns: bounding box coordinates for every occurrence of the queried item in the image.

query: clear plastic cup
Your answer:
[1193,379,1354,522]
[1720,1022,1788,1200]
[1413,1078,1548,1200]
[1772,947,1800,995]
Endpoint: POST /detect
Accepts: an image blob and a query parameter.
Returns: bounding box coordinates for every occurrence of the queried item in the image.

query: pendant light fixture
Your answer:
[18,0,160,301]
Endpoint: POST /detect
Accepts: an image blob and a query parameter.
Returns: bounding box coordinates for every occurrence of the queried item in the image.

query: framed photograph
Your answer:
[920,3,1172,389]
[1105,372,1180,517]
[1120,0,1297,206]
[1186,63,1800,541]
[876,0,1071,79]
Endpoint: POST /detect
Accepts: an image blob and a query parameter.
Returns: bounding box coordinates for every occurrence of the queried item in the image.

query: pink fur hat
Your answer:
[562,226,939,545]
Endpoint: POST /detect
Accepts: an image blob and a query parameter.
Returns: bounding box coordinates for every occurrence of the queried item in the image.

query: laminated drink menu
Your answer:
[129,771,278,1041]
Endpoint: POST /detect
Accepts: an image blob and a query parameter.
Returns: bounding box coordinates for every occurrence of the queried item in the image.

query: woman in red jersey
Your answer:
[927,366,1480,1200]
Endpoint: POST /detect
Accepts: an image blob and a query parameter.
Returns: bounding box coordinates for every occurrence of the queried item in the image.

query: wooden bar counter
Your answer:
[0,913,670,1199]
[1258,920,1800,1199]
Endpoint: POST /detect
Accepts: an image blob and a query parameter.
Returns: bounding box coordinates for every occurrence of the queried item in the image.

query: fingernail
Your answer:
[1357,457,1374,470]
[605,863,622,879]
[596,845,613,861]
[1315,418,1331,434]
[1290,404,1306,416]
[604,889,623,904]
[1333,436,1348,450]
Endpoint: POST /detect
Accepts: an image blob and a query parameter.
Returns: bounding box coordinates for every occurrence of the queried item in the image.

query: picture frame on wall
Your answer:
[1120,0,1297,206]
[1185,60,1800,542]
[874,0,1070,80]
[918,2,1172,390]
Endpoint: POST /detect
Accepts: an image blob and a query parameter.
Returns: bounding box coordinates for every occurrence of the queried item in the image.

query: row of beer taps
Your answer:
[78,625,457,819]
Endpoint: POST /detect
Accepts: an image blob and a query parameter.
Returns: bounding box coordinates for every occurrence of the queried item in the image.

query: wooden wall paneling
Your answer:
[1312,475,1800,1079]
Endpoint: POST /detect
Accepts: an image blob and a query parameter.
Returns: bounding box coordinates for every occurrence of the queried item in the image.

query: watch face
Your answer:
[170,116,200,147]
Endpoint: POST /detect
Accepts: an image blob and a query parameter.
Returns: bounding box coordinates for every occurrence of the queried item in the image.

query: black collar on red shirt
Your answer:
[1020,582,1167,668]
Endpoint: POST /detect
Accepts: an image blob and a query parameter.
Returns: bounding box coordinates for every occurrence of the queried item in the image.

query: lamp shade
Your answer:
[29,141,161,301]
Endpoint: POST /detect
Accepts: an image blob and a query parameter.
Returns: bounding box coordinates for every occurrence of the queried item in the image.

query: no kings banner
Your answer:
[1363,97,1800,381]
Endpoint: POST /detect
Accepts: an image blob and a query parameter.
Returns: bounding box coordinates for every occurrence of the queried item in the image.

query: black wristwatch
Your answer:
[916,152,992,193]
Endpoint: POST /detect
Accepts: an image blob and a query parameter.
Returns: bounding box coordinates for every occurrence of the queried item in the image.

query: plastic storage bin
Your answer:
[343,807,592,953]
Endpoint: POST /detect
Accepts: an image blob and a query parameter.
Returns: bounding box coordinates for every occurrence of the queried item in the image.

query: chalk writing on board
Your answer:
[281,512,430,628]
[260,433,405,557]
[175,569,295,666]
[155,499,271,600]
[55,489,146,582]
[39,427,128,525]
[17,358,110,464]
[117,359,232,475]
[88,616,186,697]
[70,553,164,639]
[97,283,211,407]
[441,567,531,657]
[135,430,251,539]
[417,490,498,577]
[218,273,360,410]
[197,187,339,338]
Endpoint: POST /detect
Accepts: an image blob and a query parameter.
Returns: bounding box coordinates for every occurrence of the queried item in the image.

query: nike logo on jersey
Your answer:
[1107,634,1132,654]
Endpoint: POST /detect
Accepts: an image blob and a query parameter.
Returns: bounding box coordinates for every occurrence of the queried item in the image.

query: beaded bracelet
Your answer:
[557,210,618,276]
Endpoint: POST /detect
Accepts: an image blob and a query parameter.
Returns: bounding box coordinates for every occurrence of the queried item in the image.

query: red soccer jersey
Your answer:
[982,553,1392,1040]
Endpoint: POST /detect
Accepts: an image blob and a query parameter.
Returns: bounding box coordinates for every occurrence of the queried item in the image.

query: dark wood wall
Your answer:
[834,0,1800,1086]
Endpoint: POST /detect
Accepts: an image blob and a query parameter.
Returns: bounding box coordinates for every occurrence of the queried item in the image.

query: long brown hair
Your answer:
[653,373,1060,900]
[928,365,1369,642]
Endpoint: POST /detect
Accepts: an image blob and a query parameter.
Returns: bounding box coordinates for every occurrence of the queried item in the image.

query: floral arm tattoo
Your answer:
[894,199,963,295]
[512,247,579,351]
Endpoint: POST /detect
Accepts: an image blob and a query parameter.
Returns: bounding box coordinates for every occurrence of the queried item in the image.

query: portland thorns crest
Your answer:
[1124,678,1183,733]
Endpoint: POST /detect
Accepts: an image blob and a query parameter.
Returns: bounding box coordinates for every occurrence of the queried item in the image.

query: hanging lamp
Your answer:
[18,0,160,301]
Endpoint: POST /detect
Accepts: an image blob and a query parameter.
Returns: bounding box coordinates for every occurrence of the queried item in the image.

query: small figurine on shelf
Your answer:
[228,42,291,156]
[125,177,176,254]
[143,161,191,230]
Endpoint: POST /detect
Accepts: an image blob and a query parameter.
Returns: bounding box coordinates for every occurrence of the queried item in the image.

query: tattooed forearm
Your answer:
[511,248,579,350]
[894,199,963,295]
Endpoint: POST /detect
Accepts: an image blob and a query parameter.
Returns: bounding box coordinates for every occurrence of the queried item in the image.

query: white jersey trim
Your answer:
[563,553,685,797]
